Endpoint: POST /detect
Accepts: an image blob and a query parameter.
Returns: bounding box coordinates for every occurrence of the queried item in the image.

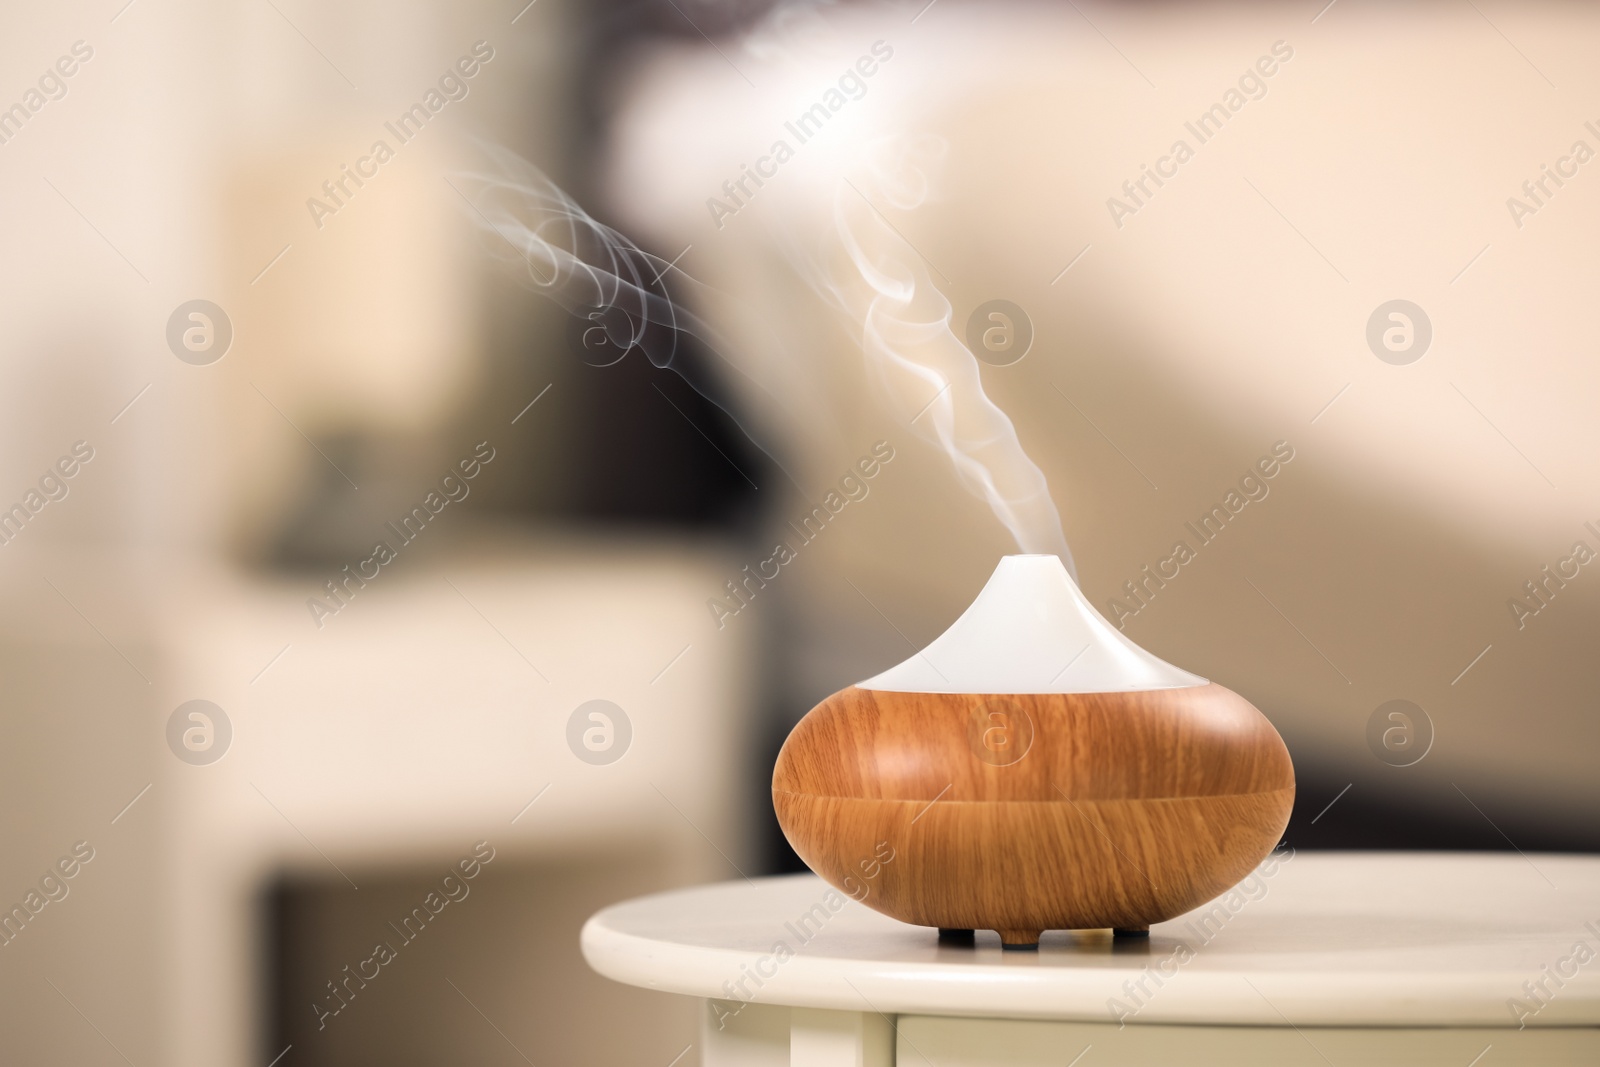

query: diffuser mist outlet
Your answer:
[772,554,1295,949]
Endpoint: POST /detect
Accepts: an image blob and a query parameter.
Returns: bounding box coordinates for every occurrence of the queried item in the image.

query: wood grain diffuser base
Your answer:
[773,555,1294,949]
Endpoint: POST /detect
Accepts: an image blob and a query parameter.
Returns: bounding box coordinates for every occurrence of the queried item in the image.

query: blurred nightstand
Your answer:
[157,540,755,1067]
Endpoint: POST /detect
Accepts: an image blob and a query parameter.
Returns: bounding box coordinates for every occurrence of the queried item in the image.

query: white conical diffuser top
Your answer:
[858,554,1206,694]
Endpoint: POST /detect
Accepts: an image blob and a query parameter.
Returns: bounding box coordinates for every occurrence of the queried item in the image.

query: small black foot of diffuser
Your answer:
[938,927,976,946]
[997,928,1042,949]
[1113,926,1150,938]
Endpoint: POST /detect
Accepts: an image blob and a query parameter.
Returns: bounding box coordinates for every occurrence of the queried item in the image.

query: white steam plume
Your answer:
[452,143,800,489]
[457,133,1075,579]
[806,134,1077,579]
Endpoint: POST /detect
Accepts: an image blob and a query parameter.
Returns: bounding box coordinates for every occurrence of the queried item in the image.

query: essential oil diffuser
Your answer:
[773,554,1294,948]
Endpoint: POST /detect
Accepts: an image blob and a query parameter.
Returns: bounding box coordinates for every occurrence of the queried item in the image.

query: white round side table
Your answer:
[583,852,1600,1066]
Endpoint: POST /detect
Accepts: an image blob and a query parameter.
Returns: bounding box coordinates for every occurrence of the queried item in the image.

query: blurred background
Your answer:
[2,0,1598,1063]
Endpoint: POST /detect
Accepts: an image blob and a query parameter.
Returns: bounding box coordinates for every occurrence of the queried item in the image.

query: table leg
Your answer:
[700,1001,895,1065]
[702,1000,791,1067]
[791,1008,893,1067]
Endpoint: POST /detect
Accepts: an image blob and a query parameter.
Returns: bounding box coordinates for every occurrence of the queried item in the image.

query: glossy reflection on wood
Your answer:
[773,684,1294,947]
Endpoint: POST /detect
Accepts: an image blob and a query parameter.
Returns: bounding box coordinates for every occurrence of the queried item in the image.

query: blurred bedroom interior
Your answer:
[2,1,1597,1064]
